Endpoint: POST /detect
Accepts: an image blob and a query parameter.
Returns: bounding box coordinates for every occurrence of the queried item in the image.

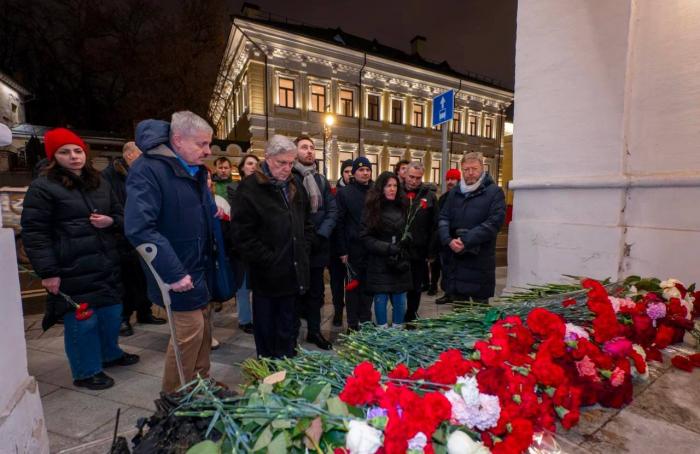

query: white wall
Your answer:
[0,174,48,451]
[508,0,700,287]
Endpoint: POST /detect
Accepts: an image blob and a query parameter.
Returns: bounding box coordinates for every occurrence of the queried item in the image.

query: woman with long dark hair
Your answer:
[228,153,260,334]
[21,128,138,390]
[360,171,412,328]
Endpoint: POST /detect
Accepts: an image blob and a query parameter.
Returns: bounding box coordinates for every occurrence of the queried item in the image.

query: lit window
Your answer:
[431,160,441,183]
[310,84,326,112]
[485,118,494,138]
[468,115,478,135]
[279,77,296,108]
[391,99,403,125]
[452,111,462,134]
[368,94,380,121]
[412,104,424,128]
[366,153,379,179]
[389,155,400,169]
[340,89,354,116]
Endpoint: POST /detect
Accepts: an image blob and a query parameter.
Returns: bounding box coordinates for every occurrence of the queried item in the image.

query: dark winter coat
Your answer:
[292,168,337,268]
[437,174,505,299]
[101,157,134,256]
[360,202,412,294]
[404,183,438,261]
[124,120,216,312]
[230,164,314,298]
[21,168,124,314]
[101,158,128,206]
[334,180,372,270]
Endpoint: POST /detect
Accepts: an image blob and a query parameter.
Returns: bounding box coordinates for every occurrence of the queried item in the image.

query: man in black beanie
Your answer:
[334,157,373,331]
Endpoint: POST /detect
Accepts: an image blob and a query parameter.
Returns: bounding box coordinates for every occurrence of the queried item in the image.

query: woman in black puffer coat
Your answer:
[360,171,412,328]
[21,128,138,391]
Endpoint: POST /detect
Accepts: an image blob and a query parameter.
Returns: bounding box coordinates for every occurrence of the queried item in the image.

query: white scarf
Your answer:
[293,161,322,213]
[460,172,486,194]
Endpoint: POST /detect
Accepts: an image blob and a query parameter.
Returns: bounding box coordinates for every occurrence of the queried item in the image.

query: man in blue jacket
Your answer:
[125,111,219,393]
[438,152,505,302]
[292,135,337,349]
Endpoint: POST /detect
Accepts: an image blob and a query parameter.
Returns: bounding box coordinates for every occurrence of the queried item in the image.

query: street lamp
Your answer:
[322,110,335,177]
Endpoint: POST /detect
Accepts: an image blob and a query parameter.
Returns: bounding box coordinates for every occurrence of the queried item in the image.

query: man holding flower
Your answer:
[402,161,438,323]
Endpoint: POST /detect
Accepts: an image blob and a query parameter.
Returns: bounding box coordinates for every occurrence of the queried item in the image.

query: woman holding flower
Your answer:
[21,128,138,390]
[360,171,412,328]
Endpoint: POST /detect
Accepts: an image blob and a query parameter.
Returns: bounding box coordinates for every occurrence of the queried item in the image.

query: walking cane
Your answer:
[136,243,187,387]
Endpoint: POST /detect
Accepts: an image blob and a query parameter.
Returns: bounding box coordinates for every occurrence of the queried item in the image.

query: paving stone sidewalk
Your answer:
[23,267,700,453]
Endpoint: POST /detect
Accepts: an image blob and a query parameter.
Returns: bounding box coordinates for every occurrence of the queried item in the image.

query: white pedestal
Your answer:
[0,228,49,453]
[508,0,700,287]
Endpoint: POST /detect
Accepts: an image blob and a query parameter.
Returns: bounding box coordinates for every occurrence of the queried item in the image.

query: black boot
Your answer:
[103,352,140,368]
[119,320,133,336]
[435,294,453,305]
[307,332,332,350]
[74,372,114,390]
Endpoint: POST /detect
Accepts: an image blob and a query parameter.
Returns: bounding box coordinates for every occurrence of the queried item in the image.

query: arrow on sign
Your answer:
[440,97,446,109]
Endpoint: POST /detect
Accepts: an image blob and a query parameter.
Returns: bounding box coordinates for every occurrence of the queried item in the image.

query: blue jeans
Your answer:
[236,273,252,325]
[373,293,407,326]
[63,303,124,380]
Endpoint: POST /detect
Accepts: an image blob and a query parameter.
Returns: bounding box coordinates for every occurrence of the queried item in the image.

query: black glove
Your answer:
[388,243,401,256]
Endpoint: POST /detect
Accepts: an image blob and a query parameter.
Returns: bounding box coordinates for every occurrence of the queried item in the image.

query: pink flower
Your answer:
[608,296,636,314]
[575,355,597,379]
[603,337,633,358]
[610,367,625,387]
[646,302,667,326]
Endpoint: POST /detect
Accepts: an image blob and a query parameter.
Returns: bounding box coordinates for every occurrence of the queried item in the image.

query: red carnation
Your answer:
[526,308,566,339]
[420,198,428,209]
[339,361,382,406]
[671,355,694,372]
[345,279,360,292]
[388,363,410,380]
[562,298,577,308]
[653,324,676,349]
[407,192,416,200]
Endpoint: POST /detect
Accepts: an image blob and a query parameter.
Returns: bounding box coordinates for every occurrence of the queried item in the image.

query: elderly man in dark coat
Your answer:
[231,134,315,359]
[438,152,505,302]
[125,111,219,393]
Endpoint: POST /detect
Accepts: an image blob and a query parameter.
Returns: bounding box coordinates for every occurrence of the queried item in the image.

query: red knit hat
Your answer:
[44,128,87,161]
[446,168,461,180]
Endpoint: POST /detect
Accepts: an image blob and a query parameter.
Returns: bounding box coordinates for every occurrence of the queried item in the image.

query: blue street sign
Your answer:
[432,90,454,126]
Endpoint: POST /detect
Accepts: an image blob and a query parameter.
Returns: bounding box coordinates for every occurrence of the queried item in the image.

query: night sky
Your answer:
[230,0,517,90]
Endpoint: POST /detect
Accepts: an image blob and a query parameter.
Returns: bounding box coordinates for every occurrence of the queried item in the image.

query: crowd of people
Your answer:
[20,110,505,392]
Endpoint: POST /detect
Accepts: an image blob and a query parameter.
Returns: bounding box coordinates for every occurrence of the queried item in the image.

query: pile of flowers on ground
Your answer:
[333,276,700,454]
[167,276,699,454]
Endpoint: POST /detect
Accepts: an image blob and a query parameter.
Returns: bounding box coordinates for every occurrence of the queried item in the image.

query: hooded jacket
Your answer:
[437,174,505,299]
[230,164,314,297]
[124,120,216,312]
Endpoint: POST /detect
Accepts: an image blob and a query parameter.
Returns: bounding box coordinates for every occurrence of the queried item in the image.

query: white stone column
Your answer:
[0,214,49,451]
[508,0,700,287]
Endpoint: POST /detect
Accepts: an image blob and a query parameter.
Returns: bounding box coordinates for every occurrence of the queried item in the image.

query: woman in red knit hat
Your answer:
[21,128,139,390]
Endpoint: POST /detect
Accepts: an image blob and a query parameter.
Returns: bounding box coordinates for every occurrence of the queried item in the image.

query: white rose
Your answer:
[458,376,481,406]
[447,430,491,454]
[346,420,383,454]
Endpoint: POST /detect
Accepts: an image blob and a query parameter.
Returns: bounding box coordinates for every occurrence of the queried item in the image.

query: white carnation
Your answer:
[346,420,383,454]
[447,430,491,454]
